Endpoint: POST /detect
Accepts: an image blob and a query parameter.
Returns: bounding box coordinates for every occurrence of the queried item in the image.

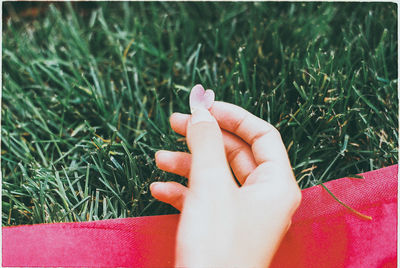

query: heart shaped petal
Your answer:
[189,84,215,113]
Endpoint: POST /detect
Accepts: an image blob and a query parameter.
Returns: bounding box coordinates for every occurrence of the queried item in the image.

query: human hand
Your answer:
[150,85,302,267]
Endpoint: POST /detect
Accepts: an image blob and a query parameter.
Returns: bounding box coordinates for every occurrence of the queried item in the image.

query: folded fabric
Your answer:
[3,165,397,267]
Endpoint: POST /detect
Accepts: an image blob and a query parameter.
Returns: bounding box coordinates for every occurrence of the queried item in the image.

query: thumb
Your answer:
[186,107,234,189]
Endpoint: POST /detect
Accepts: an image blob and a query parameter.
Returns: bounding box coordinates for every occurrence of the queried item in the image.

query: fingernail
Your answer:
[191,107,215,124]
[170,112,186,119]
[155,150,170,161]
[150,182,163,191]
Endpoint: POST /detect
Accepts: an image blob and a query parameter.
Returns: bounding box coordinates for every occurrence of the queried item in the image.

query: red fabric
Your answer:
[3,165,397,267]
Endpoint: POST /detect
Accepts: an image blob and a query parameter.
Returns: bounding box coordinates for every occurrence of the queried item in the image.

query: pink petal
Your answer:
[189,84,215,112]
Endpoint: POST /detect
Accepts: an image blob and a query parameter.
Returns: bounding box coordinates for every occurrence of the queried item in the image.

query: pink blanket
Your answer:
[3,165,397,267]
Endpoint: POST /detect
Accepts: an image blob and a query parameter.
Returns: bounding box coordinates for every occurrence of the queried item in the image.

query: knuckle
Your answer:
[253,124,282,145]
[273,179,302,209]
[269,125,282,140]
[291,186,302,208]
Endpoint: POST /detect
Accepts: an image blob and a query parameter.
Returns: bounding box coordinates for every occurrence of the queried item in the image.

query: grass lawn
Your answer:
[2,2,398,226]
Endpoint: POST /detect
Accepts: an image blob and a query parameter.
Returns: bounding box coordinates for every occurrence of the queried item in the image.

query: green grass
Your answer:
[2,2,397,226]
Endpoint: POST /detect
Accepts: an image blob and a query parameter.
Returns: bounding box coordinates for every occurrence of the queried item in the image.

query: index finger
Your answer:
[210,101,289,166]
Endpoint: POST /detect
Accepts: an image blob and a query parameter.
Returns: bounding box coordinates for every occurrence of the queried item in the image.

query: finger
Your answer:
[169,112,190,135]
[209,101,289,166]
[223,132,257,185]
[245,160,294,186]
[170,113,257,185]
[150,181,187,211]
[172,104,289,166]
[155,150,191,178]
[186,108,235,190]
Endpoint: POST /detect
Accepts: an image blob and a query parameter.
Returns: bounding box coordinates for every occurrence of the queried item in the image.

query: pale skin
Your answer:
[150,101,302,267]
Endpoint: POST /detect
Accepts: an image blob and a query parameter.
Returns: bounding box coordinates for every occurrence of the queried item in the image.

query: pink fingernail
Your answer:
[155,150,168,160]
[150,182,163,191]
[189,84,215,114]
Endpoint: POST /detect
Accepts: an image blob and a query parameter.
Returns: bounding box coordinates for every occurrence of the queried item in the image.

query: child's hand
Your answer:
[150,87,301,267]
